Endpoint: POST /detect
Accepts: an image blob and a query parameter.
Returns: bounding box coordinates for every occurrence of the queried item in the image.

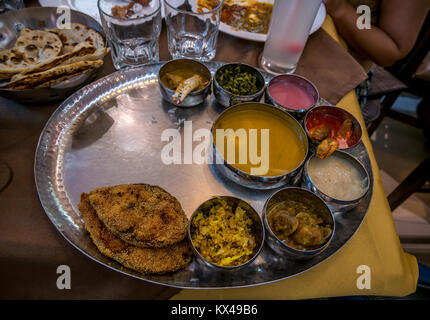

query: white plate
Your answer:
[39,0,326,43]
[219,2,326,42]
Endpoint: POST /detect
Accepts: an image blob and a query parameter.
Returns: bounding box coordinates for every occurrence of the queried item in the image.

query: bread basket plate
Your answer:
[0,7,106,103]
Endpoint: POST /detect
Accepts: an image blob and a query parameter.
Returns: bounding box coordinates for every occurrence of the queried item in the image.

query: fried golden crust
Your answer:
[79,193,192,275]
[88,184,188,248]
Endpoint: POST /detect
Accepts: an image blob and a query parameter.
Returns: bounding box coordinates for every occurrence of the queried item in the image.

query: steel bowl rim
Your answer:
[304,150,371,204]
[210,102,309,182]
[265,74,320,114]
[188,195,266,271]
[304,104,363,150]
[262,186,336,255]
[213,62,266,99]
[158,58,213,97]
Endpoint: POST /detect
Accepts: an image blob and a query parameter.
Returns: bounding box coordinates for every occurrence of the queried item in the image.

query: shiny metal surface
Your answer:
[188,196,265,270]
[211,102,309,190]
[262,187,335,260]
[158,59,212,107]
[265,74,319,121]
[301,151,371,213]
[0,7,105,103]
[213,63,265,108]
[35,61,374,289]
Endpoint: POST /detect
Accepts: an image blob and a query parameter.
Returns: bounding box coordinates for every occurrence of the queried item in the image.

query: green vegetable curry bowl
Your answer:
[213,63,266,107]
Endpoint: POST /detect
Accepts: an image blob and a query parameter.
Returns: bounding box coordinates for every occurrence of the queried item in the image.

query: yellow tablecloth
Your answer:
[171,17,418,300]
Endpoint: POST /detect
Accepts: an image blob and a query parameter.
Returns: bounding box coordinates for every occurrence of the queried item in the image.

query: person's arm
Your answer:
[324,0,429,66]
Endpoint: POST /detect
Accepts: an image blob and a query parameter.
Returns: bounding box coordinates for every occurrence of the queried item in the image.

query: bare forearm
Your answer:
[327,0,430,67]
[329,2,408,66]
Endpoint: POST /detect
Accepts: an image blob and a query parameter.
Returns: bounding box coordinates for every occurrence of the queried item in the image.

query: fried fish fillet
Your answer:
[79,193,192,275]
[88,184,189,248]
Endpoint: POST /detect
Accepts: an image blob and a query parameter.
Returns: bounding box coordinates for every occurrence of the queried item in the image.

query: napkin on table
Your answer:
[211,29,368,105]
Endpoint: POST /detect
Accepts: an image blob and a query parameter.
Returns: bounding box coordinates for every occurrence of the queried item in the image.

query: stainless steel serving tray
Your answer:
[35,62,374,289]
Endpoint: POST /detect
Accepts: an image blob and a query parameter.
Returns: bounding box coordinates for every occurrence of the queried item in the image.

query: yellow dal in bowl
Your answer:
[214,109,306,177]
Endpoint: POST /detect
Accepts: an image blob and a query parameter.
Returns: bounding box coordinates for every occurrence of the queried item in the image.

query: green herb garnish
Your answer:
[216,65,261,96]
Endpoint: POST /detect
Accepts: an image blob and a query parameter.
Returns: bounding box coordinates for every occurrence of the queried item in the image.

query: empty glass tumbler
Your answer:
[98,0,162,70]
[164,0,222,61]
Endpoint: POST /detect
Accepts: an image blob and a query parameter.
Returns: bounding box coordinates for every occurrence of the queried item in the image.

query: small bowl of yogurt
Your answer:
[301,150,370,213]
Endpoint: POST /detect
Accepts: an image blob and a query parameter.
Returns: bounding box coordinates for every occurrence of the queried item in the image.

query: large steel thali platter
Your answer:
[35,62,374,289]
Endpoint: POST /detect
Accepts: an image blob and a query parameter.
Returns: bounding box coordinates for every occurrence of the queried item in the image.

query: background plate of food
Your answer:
[39,0,102,23]
[41,0,326,43]
[218,0,326,42]
[0,6,109,103]
[39,0,164,23]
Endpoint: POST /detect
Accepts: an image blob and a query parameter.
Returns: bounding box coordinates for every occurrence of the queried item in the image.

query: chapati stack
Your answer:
[0,23,110,89]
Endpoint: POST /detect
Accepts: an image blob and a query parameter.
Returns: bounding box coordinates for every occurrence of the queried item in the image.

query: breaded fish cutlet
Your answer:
[79,193,192,275]
[88,184,188,248]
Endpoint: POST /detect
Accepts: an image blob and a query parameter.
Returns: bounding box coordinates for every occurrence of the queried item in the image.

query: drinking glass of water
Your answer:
[164,0,222,61]
[98,0,162,70]
[261,0,322,74]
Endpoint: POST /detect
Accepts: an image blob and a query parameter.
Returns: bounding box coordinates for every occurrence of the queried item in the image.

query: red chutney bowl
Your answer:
[265,74,319,120]
[304,105,362,150]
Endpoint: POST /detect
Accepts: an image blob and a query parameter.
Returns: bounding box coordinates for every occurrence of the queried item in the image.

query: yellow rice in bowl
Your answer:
[191,198,257,267]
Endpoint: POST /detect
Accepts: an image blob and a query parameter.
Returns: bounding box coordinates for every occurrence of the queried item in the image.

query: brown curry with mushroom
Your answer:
[267,199,333,251]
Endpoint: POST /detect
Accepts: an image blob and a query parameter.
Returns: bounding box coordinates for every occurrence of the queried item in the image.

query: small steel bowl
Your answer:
[263,187,335,260]
[0,7,106,104]
[304,105,363,151]
[301,150,370,213]
[213,63,266,107]
[158,58,212,107]
[188,196,265,270]
[211,102,309,190]
[265,74,319,120]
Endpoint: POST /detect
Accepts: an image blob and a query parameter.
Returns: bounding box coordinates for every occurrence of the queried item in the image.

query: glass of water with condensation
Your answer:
[98,0,162,70]
[164,0,222,61]
[261,0,322,74]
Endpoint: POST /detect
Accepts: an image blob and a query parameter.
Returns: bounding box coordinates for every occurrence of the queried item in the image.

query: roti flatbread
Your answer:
[4,59,103,89]
[17,42,97,75]
[0,28,62,79]
[48,23,110,65]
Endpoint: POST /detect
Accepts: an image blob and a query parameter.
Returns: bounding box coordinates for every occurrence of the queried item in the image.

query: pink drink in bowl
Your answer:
[261,0,322,74]
[268,82,315,110]
[265,74,319,120]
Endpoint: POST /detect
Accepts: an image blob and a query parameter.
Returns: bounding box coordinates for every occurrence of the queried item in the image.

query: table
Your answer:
[0,5,418,299]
